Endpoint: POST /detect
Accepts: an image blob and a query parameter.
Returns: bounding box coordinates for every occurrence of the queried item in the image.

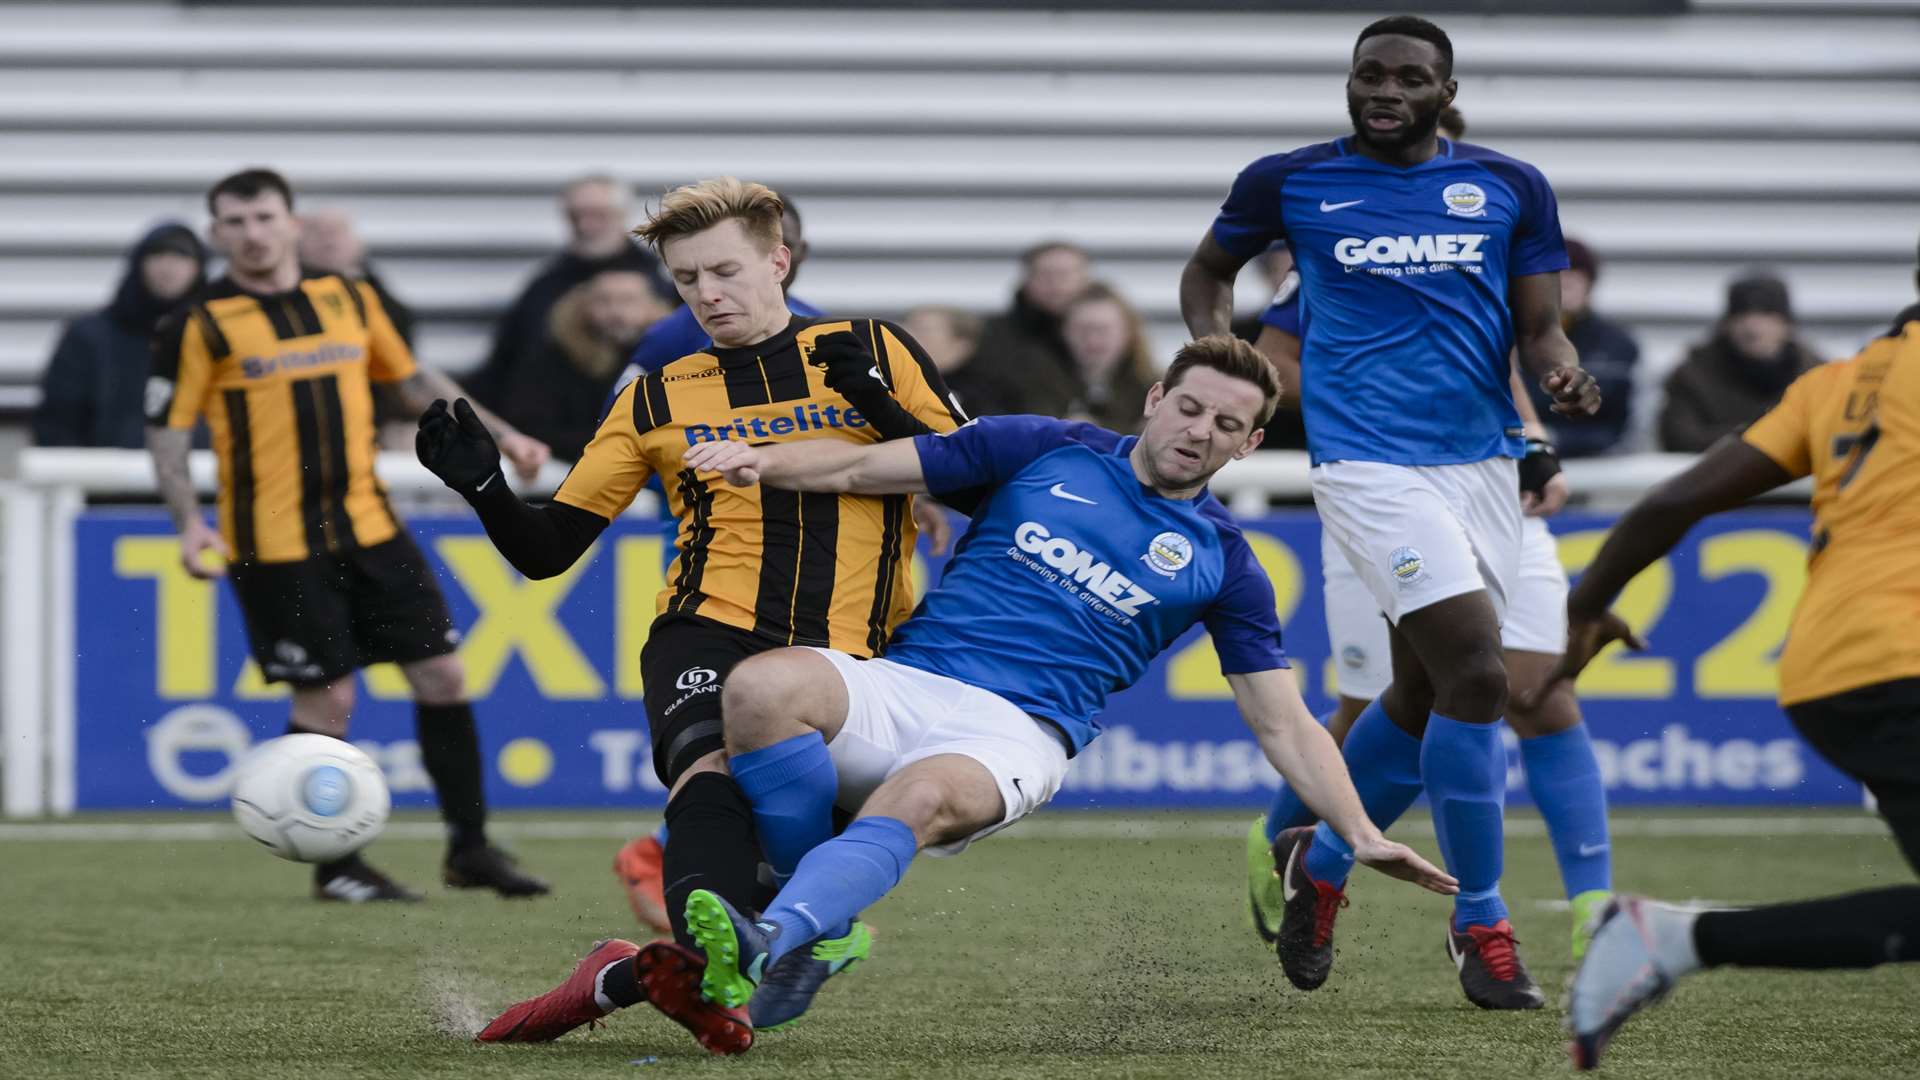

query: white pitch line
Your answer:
[0,814,1892,844]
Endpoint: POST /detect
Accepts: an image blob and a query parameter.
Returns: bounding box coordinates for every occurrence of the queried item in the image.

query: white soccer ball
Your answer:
[230,734,391,863]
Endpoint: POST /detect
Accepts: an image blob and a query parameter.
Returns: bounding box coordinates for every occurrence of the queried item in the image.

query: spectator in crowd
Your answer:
[1520,237,1640,456]
[1059,282,1156,433]
[497,267,666,461]
[963,240,1091,414]
[298,206,416,348]
[1659,271,1822,453]
[468,174,671,407]
[902,304,1015,416]
[33,221,207,448]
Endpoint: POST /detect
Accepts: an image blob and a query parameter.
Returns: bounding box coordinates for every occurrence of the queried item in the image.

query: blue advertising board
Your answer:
[72,508,1858,811]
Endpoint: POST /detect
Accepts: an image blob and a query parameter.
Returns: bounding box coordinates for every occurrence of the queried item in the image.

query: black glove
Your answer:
[416,398,504,496]
[1519,436,1561,499]
[808,329,933,440]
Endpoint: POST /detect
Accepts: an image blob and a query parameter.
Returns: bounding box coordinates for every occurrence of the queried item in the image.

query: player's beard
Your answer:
[1348,98,1442,155]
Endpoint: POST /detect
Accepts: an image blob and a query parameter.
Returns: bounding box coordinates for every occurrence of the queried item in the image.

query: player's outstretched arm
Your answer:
[417,398,608,579]
[1516,436,1794,711]
[682,436,929,495]
[1227,669,1458,896]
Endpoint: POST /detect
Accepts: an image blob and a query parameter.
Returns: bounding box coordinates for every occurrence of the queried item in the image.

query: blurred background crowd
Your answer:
[6,3,1916,474]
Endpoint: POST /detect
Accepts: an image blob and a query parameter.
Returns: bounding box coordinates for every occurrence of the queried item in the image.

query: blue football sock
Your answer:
[1262,709,1338,843]
[1421,713,1509,930]
[1519,724,1612,898]
[1299,699,1425,886]
[728,732,839,878]
[761,816,918,965]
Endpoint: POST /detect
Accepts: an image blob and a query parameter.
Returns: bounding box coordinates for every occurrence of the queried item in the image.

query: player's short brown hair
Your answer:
[1161,334,1282,430]
[207,168,294,215]
[633,177,784,255]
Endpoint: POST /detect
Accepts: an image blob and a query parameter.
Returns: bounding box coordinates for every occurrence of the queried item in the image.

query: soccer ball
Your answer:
[230,734,391,862]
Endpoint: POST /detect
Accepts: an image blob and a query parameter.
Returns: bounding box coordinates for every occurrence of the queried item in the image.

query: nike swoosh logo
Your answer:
[1319,199,1364,212]
[1048,483,1097,505]
[474,473,496,492]
[1447,932,1467,971]
[1281,838,1304,903]
[1578,842,1611,857]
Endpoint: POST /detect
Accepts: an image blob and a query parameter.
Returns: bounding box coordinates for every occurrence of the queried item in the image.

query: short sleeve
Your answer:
[1202,532,1290,674]
[148,309,216,429]
[1210,156,1291,263]
[1505,162,1570,279]
[552,379,656,518]
[1740,370,1818,479]
[1258,273,1303,336]
[356,281,417,383]
[911,415,1089,495]
[874,320,967,432]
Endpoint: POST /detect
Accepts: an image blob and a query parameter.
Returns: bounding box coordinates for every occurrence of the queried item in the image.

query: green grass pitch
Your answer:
[3,809,1914,1079]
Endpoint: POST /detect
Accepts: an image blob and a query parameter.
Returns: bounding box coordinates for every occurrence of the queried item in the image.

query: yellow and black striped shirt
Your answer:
[148,272,415,564]
[557,317,964,657]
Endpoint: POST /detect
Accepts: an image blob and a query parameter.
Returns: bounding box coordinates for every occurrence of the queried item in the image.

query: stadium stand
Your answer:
[0,3,1916,457]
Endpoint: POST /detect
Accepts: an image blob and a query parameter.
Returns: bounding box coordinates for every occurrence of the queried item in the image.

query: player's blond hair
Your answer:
[1162,335,1284,429]
[632,177,784,255]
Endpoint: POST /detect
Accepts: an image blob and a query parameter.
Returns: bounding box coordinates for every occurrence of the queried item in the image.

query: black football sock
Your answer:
[416,702,489,854]
[662,772,767,950]
[1693,885,1920,970]
[599,956,647,1009]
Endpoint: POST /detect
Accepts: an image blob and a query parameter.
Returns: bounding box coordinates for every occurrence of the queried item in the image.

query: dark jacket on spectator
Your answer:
[34,223,207,449]
[493,288,634,461]
[1658,334,1821,453]
[466,242,669,410]
[962,292,1078,417]
[1065,369,1156,435]
[1524,310,1641,457]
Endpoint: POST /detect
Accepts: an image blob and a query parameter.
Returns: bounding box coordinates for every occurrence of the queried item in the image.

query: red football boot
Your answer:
[477,938,640,1042]
[633,940,754,1056]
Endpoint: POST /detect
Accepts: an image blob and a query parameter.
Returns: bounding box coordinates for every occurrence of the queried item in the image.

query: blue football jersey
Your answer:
[884,416,1289,753]
[1211,138,1568,467]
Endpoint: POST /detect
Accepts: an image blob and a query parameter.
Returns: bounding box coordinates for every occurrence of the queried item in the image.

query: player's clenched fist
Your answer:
[683,439,765,487]
[417,398,505,495]
[1540,365,1602,417]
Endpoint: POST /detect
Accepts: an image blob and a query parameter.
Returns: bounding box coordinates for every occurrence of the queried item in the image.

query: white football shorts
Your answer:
[1323,510,1568,701]
[1311,455,1524,628]
[810,648,1069,857]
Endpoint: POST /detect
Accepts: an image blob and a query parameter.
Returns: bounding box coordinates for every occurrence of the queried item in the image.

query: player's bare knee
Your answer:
[1436,653,1508,724]
[292,679,354,736]
[401,654,466,705]
[721,650,840,753]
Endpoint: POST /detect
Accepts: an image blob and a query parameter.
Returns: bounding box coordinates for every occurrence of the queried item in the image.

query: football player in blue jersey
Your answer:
[614,333,1455,1046]
[1179,15,1600,1008]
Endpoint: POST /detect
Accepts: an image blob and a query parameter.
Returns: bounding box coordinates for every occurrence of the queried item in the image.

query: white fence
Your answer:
[0,447,1805,817]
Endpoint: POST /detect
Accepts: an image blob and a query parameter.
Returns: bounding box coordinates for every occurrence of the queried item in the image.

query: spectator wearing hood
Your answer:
[34,222,207,448]
[1521,238,1641,456]
[962,240,1091,415]
[1659,272,1823,453]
